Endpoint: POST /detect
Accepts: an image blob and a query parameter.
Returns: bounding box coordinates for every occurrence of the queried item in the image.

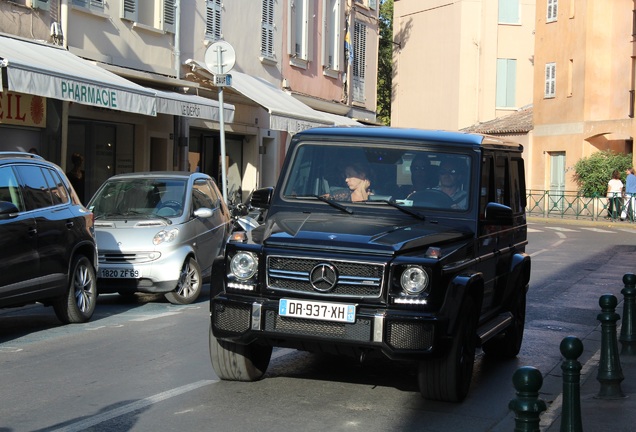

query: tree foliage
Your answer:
[572,150,633,196]
[376,0,393,126]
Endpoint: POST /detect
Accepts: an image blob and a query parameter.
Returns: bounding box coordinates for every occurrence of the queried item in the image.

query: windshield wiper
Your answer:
[364,199,426,220]
[286,194,354,214]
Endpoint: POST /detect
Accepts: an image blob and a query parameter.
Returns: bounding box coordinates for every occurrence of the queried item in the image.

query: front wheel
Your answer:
[53,255,97,323]
[418,298,478,402]
[165,257,202,305]
[209,326,272,381]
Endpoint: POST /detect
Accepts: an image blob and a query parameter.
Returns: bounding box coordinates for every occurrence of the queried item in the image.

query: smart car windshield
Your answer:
[89,178,187,219]
[281,143,471,211]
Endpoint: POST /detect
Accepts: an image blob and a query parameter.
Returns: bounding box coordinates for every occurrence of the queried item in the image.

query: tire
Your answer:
[165,257,202,305]
[418,298,478,402]
[53,255,97,324]
[209,326,272,381]
[483,287,527,358]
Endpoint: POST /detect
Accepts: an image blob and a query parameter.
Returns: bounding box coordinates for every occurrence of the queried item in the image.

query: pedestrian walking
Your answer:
[623,167,636,221]
[607,169,624,220]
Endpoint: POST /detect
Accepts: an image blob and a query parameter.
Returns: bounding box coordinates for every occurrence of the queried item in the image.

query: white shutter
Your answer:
[122,0,138,21]
[163,0,176,33]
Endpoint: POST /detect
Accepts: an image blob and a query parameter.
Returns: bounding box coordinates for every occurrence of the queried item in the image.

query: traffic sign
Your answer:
[214,74,232,87]
[204,41,236,75]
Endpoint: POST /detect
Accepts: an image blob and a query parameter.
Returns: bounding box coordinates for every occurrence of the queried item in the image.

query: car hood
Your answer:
[252,211,473,254]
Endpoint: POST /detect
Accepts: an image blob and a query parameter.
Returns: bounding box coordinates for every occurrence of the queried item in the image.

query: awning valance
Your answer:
[185,59,334,133]
[0,36,157,116]
[154,89,235,122]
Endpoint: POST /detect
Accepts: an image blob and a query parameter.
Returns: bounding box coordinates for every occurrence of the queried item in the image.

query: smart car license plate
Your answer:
[100,269,141,278]
[278,299,355,323]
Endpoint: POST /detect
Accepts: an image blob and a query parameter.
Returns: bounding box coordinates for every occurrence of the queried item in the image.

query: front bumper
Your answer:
[211,295,441,361]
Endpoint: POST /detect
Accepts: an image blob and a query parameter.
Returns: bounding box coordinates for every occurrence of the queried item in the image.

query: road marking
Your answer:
[527,228,543,233]
[0,347,22,353]
[530,239,565,257]
[580,227,616,233]
[130,312,181,322]
[50,379,217,432]
[545,227,578,232]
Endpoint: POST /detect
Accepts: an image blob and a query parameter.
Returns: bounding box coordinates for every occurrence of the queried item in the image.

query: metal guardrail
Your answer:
[526,190,636,222]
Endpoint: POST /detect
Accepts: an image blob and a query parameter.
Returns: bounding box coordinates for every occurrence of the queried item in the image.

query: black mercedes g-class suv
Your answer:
[209,127,530,402]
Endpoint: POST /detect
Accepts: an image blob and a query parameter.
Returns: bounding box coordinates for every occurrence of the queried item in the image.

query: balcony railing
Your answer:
[526,190,636,222]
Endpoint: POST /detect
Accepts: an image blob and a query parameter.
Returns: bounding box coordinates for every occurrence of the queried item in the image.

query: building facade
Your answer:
[391,0,535,132]
[532,0,634,193]
[0,0,378,203]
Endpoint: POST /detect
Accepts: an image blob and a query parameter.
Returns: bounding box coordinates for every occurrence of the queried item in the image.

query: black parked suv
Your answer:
[209,127,530,402]
[0,152,98,323]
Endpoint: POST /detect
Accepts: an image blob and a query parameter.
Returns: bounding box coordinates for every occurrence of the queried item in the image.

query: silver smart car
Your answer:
[87,172,231,304]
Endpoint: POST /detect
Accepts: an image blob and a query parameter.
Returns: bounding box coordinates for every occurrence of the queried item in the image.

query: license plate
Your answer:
[100,269,141,278]
[278,299,356,323]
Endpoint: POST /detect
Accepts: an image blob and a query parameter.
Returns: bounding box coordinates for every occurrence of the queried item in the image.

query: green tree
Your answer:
[377,0,393,126]
[572,150,633,196]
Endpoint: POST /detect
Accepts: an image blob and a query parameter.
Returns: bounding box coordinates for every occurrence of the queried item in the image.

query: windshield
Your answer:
[282,143,471,211]
[88,178,187,219]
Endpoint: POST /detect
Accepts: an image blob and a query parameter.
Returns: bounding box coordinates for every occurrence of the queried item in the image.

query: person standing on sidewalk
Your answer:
[607,170,624,220]
[623,167,636,221]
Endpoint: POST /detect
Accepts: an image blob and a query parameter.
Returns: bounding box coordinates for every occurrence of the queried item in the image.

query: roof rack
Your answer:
[0,152,45,160]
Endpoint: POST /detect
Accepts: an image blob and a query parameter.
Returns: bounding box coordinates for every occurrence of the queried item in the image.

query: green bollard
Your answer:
[620,273,636,356]
[596,294,625,399]
[559,336,583,432]
[509,366,547,432]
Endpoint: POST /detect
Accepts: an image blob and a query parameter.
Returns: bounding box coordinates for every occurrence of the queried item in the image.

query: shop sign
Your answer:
[0,92,47,128]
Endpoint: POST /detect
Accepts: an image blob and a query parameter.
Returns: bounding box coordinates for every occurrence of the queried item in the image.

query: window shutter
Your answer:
[288,0,297,56]
[163,0,176,33]
[122,0,138,21]
[206,0,222,40]
[261,0,275,58]
[90,0,104,10]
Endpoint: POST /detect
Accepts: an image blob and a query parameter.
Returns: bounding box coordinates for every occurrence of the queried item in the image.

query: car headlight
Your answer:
[230,252,258,280]
[153,228,179,245]
[400,266,429,294]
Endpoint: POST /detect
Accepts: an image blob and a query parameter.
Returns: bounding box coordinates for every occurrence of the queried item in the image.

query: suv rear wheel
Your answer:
[418,298,478,402]
[53,255,97,323]
[209,327,272,381]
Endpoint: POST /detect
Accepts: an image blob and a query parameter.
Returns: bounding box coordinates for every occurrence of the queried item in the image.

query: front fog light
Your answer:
[230,252,258,280]
[401,266,429,294]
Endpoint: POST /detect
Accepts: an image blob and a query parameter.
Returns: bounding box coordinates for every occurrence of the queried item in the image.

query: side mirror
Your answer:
[484,202,514,226]
[0,201,19,219]
[194,207,214,218]
[250,187,274,210]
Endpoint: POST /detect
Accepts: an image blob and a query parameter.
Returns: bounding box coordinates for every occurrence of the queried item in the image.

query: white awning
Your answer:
[229,71,332,132]
[154,89,235,122]
[0,36,156,116]
[185,59,333,133]
[320,111,361,126]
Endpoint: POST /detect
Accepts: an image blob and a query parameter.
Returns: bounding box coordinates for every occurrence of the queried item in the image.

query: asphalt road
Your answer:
[1,219,635,432]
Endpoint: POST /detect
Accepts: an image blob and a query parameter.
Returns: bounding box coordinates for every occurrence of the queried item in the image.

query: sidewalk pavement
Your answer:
[527,215,636,431]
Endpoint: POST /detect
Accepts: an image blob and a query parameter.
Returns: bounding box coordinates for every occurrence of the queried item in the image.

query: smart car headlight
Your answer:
[400,266,429,294]
[153,228,179,245]
[230,252,258,280]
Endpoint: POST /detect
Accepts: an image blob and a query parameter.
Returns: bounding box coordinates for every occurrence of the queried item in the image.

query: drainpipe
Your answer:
[174,0,181,79]
[60,0,68,50]
[59,0,69,170]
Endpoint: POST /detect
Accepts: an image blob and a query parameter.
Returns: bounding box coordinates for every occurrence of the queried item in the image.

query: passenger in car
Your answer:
[436,160,468,209]
[330,163,372,202]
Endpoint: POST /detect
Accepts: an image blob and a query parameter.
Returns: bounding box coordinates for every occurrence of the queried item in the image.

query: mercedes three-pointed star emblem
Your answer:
[309,263,338,292]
